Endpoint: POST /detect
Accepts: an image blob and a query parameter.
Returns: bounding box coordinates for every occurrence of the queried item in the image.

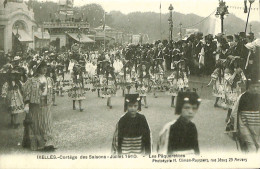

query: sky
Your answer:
[41,0,260,21]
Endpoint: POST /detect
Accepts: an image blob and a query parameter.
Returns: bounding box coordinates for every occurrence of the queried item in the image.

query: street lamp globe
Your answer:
[168,4,173,11]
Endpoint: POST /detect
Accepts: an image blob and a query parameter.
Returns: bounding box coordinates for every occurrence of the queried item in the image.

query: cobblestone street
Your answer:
[0,75,238,154]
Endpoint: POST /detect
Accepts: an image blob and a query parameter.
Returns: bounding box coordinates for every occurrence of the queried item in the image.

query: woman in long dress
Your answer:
[22,60,56,151]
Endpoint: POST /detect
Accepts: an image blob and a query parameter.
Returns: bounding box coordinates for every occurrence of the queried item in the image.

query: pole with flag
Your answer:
[104,12,106,51]
[160,1,162,41]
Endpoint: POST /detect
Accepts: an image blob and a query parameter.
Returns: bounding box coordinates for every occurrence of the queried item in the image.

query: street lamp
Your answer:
[168,4,174,42]
[15,25,20,54]
[179,22,182,40]
[15,25,20,39]
[77,26,82,53]
[215,0,229,34]
[245,0,255,33]
[103,12,107,51]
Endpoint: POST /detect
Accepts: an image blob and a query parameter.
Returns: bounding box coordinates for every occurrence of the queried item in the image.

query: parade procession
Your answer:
[0,0,260,161]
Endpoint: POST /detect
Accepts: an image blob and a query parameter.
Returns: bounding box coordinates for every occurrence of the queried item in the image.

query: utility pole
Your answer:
[168,4,173,42]
[245,0,255,33]
[160,1,162,41]
[179,22,182,40]
[103,12,106,52]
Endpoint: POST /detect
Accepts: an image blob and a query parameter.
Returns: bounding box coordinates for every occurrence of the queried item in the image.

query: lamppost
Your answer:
[15,25,20,54]
[215,0,229,34]
[244,0,255,33]
[179,22,182,40]
[103,12,107,51]
[15,25,20,39]
[41,24,44,49]
[77,26,82,53]
[168,4,174,42]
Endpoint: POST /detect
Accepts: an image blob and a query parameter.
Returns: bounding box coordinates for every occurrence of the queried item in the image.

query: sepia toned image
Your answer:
[0,0,259,168]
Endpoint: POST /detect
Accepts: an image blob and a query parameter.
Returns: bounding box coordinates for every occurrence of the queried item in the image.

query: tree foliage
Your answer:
[29,1,260,41]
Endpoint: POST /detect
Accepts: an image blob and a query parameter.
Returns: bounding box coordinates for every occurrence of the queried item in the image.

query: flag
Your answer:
[3,0,7,8]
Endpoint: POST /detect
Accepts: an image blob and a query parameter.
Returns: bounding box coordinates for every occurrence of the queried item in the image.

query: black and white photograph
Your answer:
[0,0,259,168]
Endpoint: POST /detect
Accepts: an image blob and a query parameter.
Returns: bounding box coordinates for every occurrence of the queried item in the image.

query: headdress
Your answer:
[124,94,141,112]
[175,91,201,115]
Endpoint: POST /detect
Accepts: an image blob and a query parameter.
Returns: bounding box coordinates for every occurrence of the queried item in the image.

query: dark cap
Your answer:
[175,91,201,115]
[239,32,246,38]
[226,35,234,41]
[124,94,141,112]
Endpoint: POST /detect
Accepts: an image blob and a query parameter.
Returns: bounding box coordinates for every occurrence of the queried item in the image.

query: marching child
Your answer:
[68,64,85,112]
[112,94,151,155]
[2,69,25,129]
[157,91,201,155]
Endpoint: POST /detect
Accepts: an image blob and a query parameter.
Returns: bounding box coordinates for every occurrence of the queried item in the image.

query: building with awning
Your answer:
[12,29,33,42]
[0,0,37,53]
[67,33,95,43]
[94,25,123,44]
[94,35,114,41]
[34,31,51,49]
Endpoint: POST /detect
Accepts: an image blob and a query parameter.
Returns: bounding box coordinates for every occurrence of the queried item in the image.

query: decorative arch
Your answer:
[10,11,35,23]
[12,20,29,32]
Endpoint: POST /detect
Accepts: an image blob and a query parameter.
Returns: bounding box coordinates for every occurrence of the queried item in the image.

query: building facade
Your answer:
[0,0,36,53]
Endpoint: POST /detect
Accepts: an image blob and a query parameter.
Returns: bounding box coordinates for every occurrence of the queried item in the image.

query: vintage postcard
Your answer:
[0,0,259,168]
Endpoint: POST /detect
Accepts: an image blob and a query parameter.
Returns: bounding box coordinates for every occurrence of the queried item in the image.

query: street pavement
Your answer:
[0,75,239,154]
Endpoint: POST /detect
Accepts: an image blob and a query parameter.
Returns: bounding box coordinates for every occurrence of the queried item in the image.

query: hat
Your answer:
[226,35,233,41]
[175,91,201,115]
[205,34,214,41]
[162,40,168,45]
[239,32,246,38]
[13,56,21,61]
[124,94,141,112]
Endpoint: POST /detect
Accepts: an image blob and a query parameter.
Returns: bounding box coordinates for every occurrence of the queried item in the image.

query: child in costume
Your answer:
[176,59,190,91]
[68,64,85,112]
[225,44,260,153]
[166,61,178,107]
[112,94,151,155]
[2,69,25,129]
[137,62,150,108]
[207,59,225,108]
[102,64,117,109]
[224,56,246,122]
[157,91,201,155]
[149,64,164,98]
